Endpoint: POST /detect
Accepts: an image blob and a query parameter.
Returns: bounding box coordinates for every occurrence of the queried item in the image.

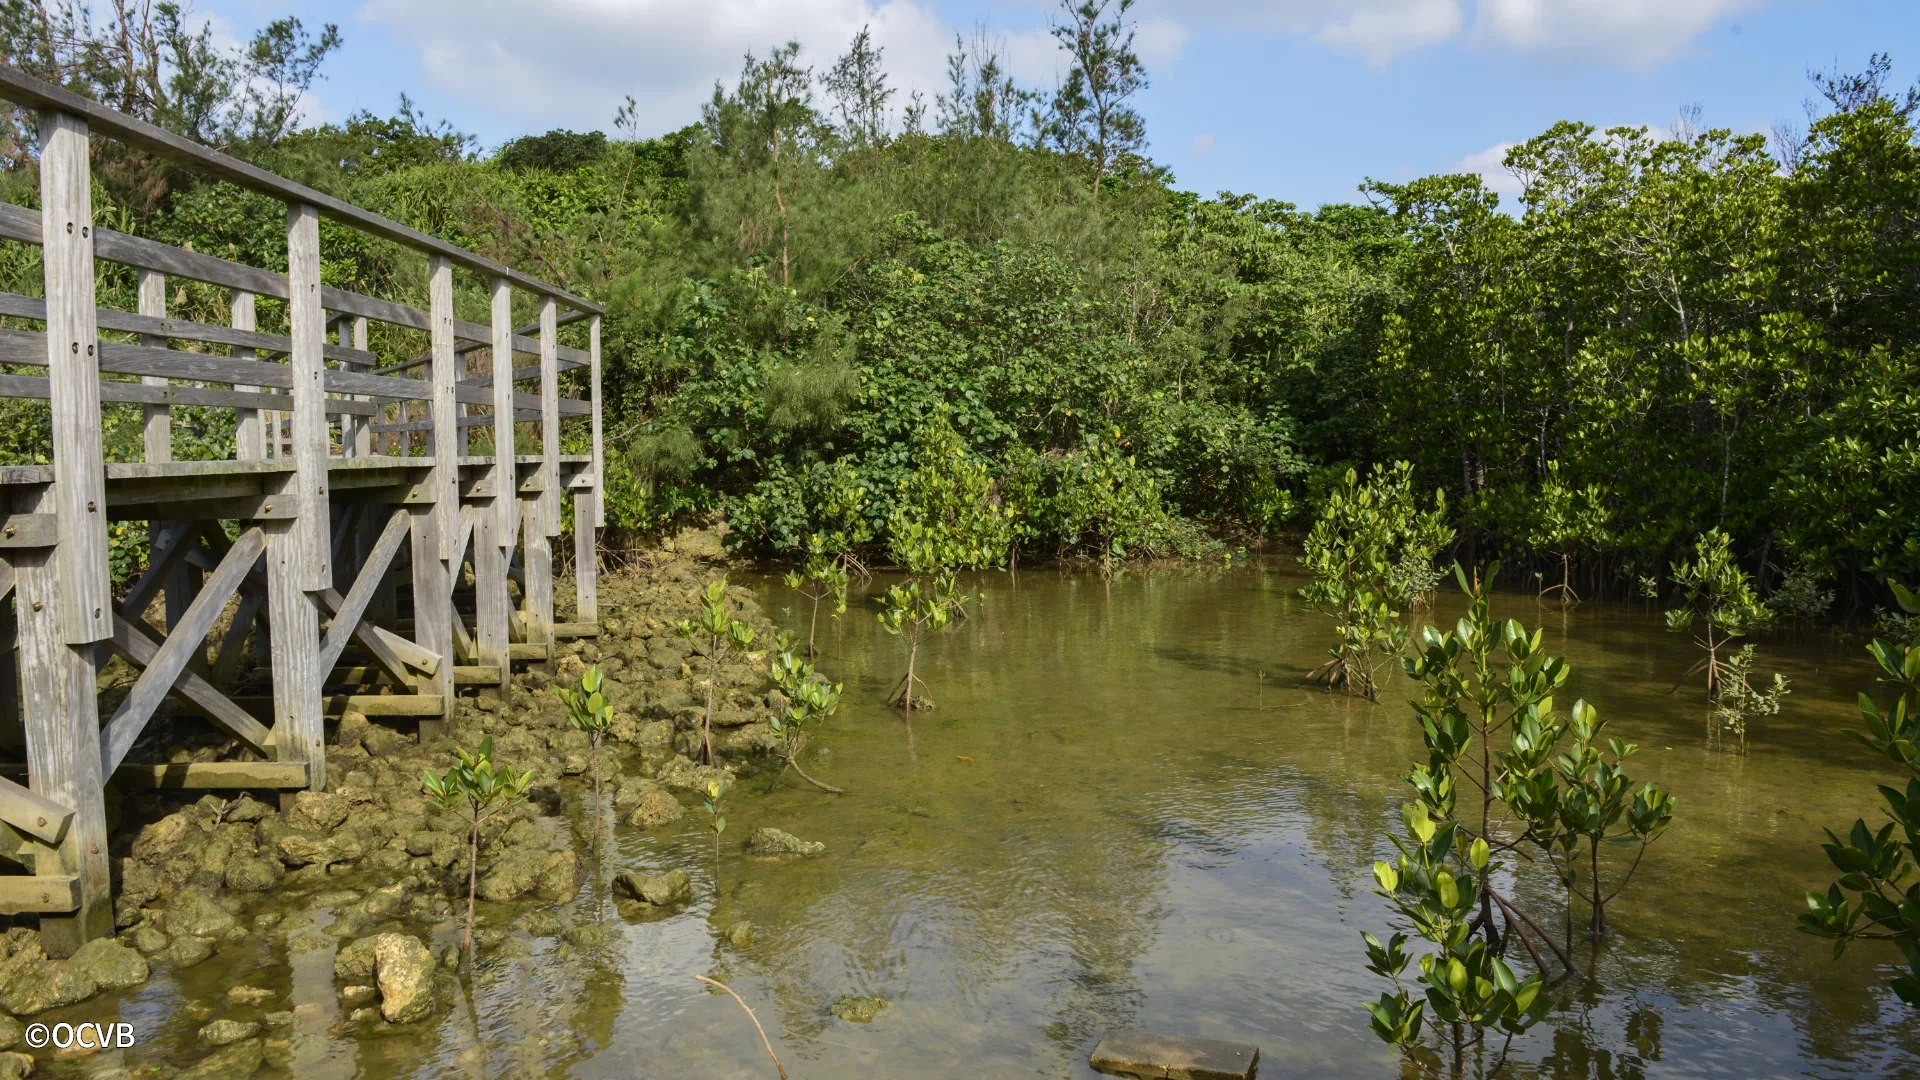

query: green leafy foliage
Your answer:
[1299,462,1451,699]
[765,630,846,793]
[1802,583,1920,1006]
[421,738,535,953]
[1664,530,1781,703]
[555,664,616,858]
[675,579,755,765]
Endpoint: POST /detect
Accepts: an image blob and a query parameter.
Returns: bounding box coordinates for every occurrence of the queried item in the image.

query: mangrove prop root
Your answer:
[786,756,846,795]
[695,975,788,1080]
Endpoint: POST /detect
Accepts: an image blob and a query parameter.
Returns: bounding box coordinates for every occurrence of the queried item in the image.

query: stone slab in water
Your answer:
[1089,1030,1260,1079]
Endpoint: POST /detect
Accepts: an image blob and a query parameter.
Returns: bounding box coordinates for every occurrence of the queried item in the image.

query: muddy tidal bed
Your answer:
[3,557,1920,1078]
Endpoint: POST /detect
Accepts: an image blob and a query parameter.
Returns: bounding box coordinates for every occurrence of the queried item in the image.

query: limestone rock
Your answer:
[361,725,411,758]
[612,777,664,811]
[0,961,94,1016]
[614,869,691,907]
[372,934,435,1024]
[624,790,685,829]
[67,938,148,990]
[0,1015,20,1050]
[656,755,732,793]
[226,985,274,1007]
[285,791,351,834]
[179,1037,264,1080]
[166,936,215,968]
[0,1052,30,1080]
[197,1019,259,1048]
[334,936,380,983]
[748,827,825,857]
[726,921,754,947]
[225,855,285,892]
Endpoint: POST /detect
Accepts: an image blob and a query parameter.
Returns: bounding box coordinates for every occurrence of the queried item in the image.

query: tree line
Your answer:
[1,1,1916,615]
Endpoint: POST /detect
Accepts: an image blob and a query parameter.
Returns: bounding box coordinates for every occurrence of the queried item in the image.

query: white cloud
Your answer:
[1138,0,1752,67]
[1191,132,1217,156]
[354,0,1055,140]
[1473,0,1759,68]
[1454,140,1523,200]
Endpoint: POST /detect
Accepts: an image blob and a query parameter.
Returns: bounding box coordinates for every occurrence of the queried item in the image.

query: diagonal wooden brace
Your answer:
[106,615,273,757]
[101,527,267,775]
[120,519,202,619]
[0,774,72,846]
[317,510,409,675]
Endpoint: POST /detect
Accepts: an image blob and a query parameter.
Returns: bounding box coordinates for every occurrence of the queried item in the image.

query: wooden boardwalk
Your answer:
[0,66,605,956]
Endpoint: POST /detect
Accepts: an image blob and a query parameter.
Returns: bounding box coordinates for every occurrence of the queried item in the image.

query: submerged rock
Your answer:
[166,936,215,968]
[478,848,578,902]
[197,1019,260,1047]
[333,937,380,983]
[562,922,619,948]
[747,827,825,857]
[0,1052,31,1080]
[179,1037,264,1079]
[373,934,435,1024]
[726,921,755,947]
[830,995,888,1023]
[0,1015,19,1049]
[614,869,691,907]
[656,755,733,793]
[624,790,685,829]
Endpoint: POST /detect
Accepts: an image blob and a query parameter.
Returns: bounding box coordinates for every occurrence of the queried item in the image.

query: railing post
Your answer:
[539,296,560,532]
[39,109,110,646]
[268,203,329,797]
[479,278,515,690]
[591,314,604,528]
[32,107,112,954]
[232,291,265,460]
[419,256,457,728]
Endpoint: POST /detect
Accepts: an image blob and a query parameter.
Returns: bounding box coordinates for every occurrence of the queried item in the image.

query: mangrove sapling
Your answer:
[766,638,846,793]
[1527,460,1612,606]
[1800,582,1920,1006]
[676,579,757,765]
[703,779,729,884]
[1503,700,1678,944]
[1664,529,1772,699]
[1768,564,1834,636]
[783,536,849,658]
[1365,566,1681,1077]
[555,664,615,893]
[1711,645,1791,745]
[421,738,535,954]
[876,565,961,717]
[1299,462,1452,700]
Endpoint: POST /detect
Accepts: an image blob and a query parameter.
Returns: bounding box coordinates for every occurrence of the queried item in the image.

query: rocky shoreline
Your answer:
[0,533,819,1078]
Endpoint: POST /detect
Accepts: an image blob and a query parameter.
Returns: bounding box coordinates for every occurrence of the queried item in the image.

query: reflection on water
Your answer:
[44,564,1920,1078]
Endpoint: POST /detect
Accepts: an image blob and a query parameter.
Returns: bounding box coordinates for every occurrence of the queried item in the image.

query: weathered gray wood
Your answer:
[388,307,590,375]
[287,203,331,589]
[209,588,260,687]
[408,507,452,735]
[100,528,265,774]
[574,490,598,622]
[521,493,554,660]
[1088,1031,1259,1080]
[0,569,18,752]
[265,520,324,792]
[490,278,518,554]
[0,328,431,402]
[0,68,601,314]
[0,773,72,846]
[429,257,460,558]
[591,314,605,527]
[539,296,562,535]
[346,316,372,456]
[232,290,265,459]
[0,873,79,914]
[121,519,200,619]
[110,761,308,790]
[316,509,408,675]
[474,504,509,693]
[0,512,54,547]
[0,290,379,366]
[137,269,170,462]
[0,371,359,415]
[14,497,111,954]
[39,110,111,646]
[105,613,273,761]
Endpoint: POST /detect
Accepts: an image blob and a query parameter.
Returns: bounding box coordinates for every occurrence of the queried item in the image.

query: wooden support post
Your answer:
[39,109,111,646]
[474,505,509,693]
[343,316,371,457]
[15,490,110,955]
[233,291,265,460]
[265,519,323,801]
[574,490,597,623]
[410,508,452,741]
[490,278,517,557]
[538,296,560,536]
[429,258,460,556]
[521,491,553,663]
[0,573,19,752]
[591,314,605,528]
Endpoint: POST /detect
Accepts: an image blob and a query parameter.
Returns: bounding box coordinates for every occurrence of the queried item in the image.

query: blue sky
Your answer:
[200,0,1916,209]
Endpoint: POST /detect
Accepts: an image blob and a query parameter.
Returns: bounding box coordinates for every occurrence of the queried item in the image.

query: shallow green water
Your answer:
[50,564,1920,1078]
